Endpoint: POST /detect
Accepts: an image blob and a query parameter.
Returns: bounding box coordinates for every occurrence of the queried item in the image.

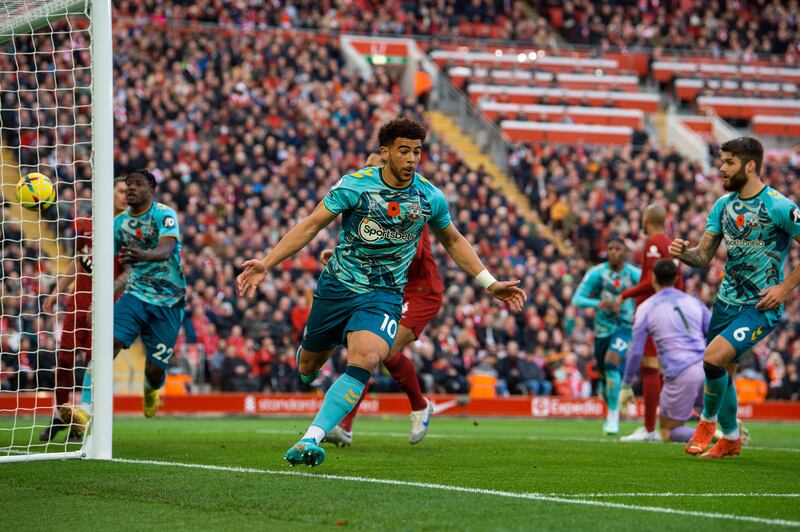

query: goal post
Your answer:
[0,0,113,462]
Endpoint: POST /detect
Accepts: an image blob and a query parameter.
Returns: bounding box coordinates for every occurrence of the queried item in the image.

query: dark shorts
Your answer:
[707,301,779,363]
[400,290,443,339]
[114,293,184,369]
[594,328,632,372]
[301,272,403,353]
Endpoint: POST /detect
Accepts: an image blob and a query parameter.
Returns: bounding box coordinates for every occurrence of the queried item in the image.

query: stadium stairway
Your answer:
[425,111,570,256]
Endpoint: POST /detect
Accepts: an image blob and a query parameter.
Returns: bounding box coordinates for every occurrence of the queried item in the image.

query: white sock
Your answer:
[303,426,326,444]
[701,414,717,423]
[607,408,619,425]
[723,428,739,441]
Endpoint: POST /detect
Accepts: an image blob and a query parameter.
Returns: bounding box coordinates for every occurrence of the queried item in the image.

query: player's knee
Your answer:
[703,360,726,379]
[347,350,381,373]
[144,362,166,390]
[604,354,620,372]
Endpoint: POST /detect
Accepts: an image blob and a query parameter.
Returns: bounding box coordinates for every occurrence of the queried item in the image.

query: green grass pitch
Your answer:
[2,416,799,530]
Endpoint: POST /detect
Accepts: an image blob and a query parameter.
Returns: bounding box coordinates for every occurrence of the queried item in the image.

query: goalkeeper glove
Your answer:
[619,384,635,411]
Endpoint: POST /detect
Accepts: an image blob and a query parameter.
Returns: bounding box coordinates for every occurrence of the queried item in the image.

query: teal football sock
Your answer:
[604,361,621,411]
[305,366,370,443]
[718,377,739,435]
[80,361,92,414]
[701,362,728,421]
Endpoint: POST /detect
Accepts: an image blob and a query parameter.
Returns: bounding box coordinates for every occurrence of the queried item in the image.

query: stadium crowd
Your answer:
[533,0,800,62]
[1,6,799,403]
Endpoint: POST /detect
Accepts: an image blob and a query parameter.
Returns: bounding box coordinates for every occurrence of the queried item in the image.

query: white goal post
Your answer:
[0,0,113,462]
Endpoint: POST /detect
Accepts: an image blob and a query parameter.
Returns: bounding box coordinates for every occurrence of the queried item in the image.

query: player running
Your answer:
[620,260,707,443]
[618,204,683,442]
[238,118,526,467]
[671,136,800,458]
[39,177,129,442]
[114,169,187,418]
[321,154,443,447]
[572,237,640,435]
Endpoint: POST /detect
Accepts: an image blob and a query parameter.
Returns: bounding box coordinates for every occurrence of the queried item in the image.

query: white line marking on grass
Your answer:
[252,428,800,453]
[555,493,800,498]
[111,458,800,528]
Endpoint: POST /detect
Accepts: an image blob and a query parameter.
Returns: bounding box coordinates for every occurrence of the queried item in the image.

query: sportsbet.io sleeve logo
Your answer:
[792,207,800,224]
[163,216,176,228]
[358,218,415,243]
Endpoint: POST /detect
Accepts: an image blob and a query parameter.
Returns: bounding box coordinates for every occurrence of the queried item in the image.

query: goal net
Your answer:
[0,0,113,462]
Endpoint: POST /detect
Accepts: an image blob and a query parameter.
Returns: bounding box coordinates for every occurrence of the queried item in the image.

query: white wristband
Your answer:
[475,269,497,289]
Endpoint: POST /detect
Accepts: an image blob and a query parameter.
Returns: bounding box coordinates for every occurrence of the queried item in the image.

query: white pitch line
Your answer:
[251,428,800,453]
[110,458,800,528]
[555,493,800,498]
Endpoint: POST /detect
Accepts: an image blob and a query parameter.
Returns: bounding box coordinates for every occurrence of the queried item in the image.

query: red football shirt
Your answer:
[70,218,93,313]
[621,232,683,306]
[405,225,444,295]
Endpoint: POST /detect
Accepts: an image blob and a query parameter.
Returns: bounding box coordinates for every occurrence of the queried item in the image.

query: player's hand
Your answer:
[118,245,147,264]
[487,280,526,312]
[43,293,58,313]
[757,283,790,311]
[668,238,689,259]
[598,300,617,312]
[619,384,635,411]
[237,258,268,298]
[320,249,333,267]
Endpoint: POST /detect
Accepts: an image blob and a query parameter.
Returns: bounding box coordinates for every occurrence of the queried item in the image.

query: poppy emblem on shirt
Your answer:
[135,227,144,239]
[613,279,621,288]
[387,201,400,217]
[736,214,745,227]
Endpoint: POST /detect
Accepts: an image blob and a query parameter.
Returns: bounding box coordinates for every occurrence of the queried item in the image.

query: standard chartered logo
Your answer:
[358,218,415,242]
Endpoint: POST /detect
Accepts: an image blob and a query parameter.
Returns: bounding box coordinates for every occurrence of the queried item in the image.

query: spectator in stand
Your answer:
[518,349,552,396]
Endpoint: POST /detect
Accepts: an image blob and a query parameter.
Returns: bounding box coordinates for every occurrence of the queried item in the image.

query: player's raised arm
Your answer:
[237,201,337,297]
[669,232,722,269]
[430,222,526,312]
[571,267,601,308]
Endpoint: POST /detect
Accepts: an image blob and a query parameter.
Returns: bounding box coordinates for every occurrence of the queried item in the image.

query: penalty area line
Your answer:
[111,458,800,528]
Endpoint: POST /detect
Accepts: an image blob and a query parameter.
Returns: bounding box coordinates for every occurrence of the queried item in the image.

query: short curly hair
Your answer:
[124,168,157,190]
[378,117,427,148]
[720,136,763,174]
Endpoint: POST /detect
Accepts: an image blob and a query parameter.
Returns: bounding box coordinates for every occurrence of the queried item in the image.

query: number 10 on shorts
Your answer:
[380,314,398,339]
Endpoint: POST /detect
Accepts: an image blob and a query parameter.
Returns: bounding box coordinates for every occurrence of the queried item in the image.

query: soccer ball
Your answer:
[16,173,56,210]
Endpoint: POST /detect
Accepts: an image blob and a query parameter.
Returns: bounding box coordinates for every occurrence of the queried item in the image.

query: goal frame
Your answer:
[0,0,114,463]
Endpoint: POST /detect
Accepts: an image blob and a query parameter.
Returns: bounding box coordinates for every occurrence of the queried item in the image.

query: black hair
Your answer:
[653,259,678,287]
[607,232,624,246]
[378,118,427,148]
[125,168,157,190]
[720,136,764,175]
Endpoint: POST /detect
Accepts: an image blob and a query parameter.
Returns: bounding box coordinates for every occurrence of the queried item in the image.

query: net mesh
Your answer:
[0,0,92,458]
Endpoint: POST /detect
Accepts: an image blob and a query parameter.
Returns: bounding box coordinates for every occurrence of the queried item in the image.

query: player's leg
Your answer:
[386,324,432,444]
[139,302,184,418]
[286,293,400,467]
[602,330,630,435]
[593,336,610,402]
[641,337,662,434]
[40,313,78,442]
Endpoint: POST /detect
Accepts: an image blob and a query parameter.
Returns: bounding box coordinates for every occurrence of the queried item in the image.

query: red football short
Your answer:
[643,335,657,359]
[60,309,92,361]
[400,290,443,339]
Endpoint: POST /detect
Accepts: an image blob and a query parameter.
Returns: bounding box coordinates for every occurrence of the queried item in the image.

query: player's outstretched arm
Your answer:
[431,223,526,312]
[669,232,721,269]
[237,202,336,297]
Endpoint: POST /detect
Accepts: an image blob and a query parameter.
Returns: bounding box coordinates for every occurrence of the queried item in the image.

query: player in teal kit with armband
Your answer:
[572,237,640,436]
[114,169,187,418]
[237,118,526,467]
[671,137,800,458]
